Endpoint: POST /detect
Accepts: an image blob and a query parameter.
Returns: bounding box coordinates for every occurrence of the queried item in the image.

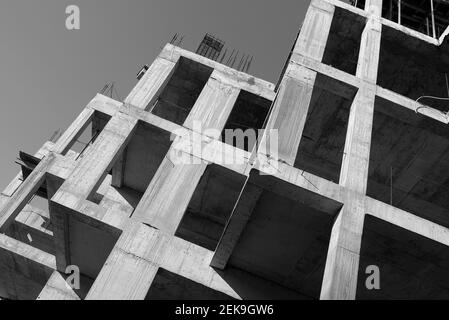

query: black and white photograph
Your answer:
[0,0,448,312]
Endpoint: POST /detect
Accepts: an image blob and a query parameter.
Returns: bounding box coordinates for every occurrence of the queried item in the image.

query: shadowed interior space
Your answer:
[380,0,449,37]
[368,96,449,228]
[349,0,366,10]
[1,185,96,300]
[357,214,449,299]
[293,73,356,183]
[145,269,234,300]
[5,194,54,256]
[221,90,272,152]
[378,25,449,111]
[0,243,54,300]
[322,6,365,75]
[176,165,246,251]
[149,57,213,124]
[111,121,172,207]
[61,122,175,294]
[227,173,342,299]
[63,110,111,158]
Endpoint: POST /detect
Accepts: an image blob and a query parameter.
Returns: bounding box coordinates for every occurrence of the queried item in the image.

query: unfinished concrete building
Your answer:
[1,0,449,300]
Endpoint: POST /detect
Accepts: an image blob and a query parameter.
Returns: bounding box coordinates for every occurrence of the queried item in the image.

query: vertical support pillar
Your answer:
[86,222,166,300]
[132,158,207,234]
[50,113,137,271]
[259,0,334,165]
[113,55,180,187]
[55,113,137,200]
[132,70,241,233]
[320,1,382,300]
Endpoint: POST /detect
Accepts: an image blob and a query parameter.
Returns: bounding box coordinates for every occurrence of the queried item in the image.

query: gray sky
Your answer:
[0,0,310,187]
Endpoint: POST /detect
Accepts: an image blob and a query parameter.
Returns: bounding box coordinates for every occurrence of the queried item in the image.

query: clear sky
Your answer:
[0,0,311,188]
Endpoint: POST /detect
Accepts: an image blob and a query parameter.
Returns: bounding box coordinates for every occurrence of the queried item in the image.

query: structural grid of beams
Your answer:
[1,0,449,300]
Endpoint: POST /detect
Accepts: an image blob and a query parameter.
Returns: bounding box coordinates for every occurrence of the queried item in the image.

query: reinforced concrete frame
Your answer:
[1,0,449,300]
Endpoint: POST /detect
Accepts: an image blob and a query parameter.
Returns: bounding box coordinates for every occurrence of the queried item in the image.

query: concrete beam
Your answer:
[376,86,449,123]
[50,113,137,272]
[86,221,164,300]
[125,56,178,110]
[159,44,275,101]
[0,154,54,232]
[259,0,334,166]
[132,157,207,234]
[53,107,95,155]
[261,67,317,165]
[184,70,241,138]
[366,197,449,248]
[55,113,137,201]
[294,0,335,59]
[291,52,361,91]
[87,221,240,300]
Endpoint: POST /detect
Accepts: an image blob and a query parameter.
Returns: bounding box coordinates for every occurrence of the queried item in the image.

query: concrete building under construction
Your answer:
[1,0,449,300]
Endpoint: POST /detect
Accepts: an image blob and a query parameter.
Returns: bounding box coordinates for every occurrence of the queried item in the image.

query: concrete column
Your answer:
[261,66,317,165]
[294,0,335,59]
[132,156,207,234]
[54,113,137,200]
[50,113,137,271]
[132,71,242,233]
[86,221,166,300]
[320,11,382,300]
[365,0,384,13]
[259,0,334,165]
